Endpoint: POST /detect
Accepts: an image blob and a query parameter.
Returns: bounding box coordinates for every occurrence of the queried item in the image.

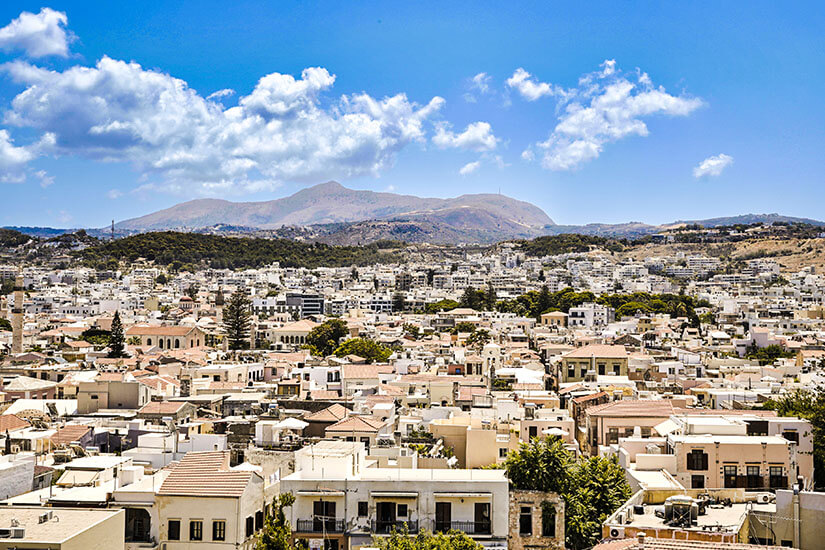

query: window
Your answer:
[499,447,508,458]
[519,506,532,536]
[687,449,708,471]
[397,504,408,517]
[783,430,799,444]
[770,466,787,489]
[640,427,651,438]
[607,427,619,444]
[747,465,762,488]
[256,511,264,530]
[190,520,203,541]
[528,426,538,439]
[168,520,180,541]
[435,502,451,532]
[541,503,555,537]
[692,475,705,489]
[357,501,368,517]
[246,516,254,537]
[212,520,226,541]
[475,502,491,534]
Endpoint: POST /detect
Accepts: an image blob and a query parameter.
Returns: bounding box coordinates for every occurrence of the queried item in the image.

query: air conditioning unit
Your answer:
[9,528,25,539]
[756,493,774,504]
[609,526,625,539]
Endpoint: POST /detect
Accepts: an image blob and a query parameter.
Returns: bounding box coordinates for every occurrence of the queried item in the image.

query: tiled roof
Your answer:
[326,415,385,433]
[126,325,195,336]
[0,414,30,432]
[50,424,92,446]
[564,344,629,359]
[138,401,187,415]
[158,451,253,497]
[586,399,676,417]
[305,404,349,423]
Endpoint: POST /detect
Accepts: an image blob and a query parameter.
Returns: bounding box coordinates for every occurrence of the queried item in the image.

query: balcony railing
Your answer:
[371,520,419,534]
[437,521,491,535]
[296,519,345,533]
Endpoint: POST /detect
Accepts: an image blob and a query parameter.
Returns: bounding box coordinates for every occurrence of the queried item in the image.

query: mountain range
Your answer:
[7,183,824,245]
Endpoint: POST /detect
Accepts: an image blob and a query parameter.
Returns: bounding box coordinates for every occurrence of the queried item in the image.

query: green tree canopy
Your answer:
[223,290,252,350]
[334,338,392,363]
[108,310,126,358]
[372,527,481,550]
[764,389,825,488]
[306,319,349,357]
[255,493,302,550]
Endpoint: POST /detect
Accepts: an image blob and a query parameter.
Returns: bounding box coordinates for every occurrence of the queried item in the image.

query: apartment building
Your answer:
[281,441,509,550]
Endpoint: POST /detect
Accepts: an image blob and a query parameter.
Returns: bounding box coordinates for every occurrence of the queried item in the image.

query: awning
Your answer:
[56,469,100,487]
[296,490,345,497]
[434,492,491,498]
[370,491,418,498]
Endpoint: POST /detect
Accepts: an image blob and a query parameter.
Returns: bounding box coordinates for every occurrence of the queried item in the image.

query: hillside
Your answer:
[115,182,555,241]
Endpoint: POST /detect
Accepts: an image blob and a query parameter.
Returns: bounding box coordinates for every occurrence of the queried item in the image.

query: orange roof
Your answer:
[305,403,349,423]
[138,401,188,415]
[158,451,253,497]
[564,344,628,359]
[326,415,385,433]
[50,424,92,446]
[126,325,195,336]
[0,414,30,432]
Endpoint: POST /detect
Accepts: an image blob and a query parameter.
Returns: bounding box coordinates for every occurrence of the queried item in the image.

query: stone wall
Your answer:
[507,489,565,550]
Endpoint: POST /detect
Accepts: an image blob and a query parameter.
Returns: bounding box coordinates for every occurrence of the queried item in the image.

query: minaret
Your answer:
[11,271,24,355]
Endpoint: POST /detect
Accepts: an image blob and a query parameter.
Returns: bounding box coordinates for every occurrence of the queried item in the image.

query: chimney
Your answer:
[637,532,646,548]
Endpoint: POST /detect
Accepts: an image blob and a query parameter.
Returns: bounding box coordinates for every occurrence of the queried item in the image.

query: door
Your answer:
[474,502,490,534]
[435,502,451,532]
[313,501,336,532]
[377,502,396,533]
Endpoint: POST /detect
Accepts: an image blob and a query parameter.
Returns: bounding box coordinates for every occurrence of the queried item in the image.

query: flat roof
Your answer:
[623,501,774,533]
[0,506,123,542]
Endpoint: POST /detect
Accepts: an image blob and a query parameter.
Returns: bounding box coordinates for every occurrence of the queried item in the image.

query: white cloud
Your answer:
[470,72,491,94]
[1,56,445,194]
[516,60,703,171]
[459,161,481,176]
[0,129,34,182]
[107,189,123,199]
[506,67,565,101]
[433,121,498,152]
[34,170,54,188]
[693,153,733,178]
[57,210,72,224]
[206,88,235,101]
[0,8,71,58]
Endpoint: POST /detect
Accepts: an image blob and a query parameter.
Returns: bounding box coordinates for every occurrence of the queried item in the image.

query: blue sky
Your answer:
[0,1,823,228]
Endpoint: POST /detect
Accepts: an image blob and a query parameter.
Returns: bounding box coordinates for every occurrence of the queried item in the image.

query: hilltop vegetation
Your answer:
[517,234,627,256]
[77,231,404,269]
[0,228,32,247]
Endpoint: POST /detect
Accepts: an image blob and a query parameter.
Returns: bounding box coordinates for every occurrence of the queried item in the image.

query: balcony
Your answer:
[371,520,419,534]
[437,521,491,535]
[296,519,345,533]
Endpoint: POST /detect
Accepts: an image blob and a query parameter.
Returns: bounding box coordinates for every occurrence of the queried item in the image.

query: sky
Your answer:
[0,1,823,228]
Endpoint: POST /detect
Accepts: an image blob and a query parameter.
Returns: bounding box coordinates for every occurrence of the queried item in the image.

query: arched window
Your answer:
[158,339,163,349]
[174,339,180,348]
[146,338,152,346]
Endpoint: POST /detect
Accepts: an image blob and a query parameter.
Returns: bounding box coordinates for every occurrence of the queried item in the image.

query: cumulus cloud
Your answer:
[464,72,493,103]
[693,153,733,178]
[459,161,481,176]
[0,8,72,58]
[506,67,566,101]
[515,60,703,171]
[0,129,34,182]
[206,88,235,101]
[107,189,123,199]
[433,121,498,152]
[1,56,445,194]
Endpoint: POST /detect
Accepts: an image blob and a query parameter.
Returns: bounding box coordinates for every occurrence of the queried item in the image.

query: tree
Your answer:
[536,285,552,317]
[255,493,301,550]
[765,389,825,488]
[185,283,199,300]
[306,319,349,357]
[452,321,477,335]
[223,290,252,350]
[505,435,573,495]
[402,323,421,340]
[503,436,631,550]
[466,329,491,349]
[155,273,167,285]
[372,527,481,550]
[334,338,392,363]
[459,287,484,310]
[108,311,126,358]
[425,299,459,314]
[393,292,406,313]
[483,284,497,310]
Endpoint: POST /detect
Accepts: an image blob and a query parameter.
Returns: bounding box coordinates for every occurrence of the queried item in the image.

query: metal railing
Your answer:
[437,521,491,535]
[296,519,345,533]
[371,520,419,534]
